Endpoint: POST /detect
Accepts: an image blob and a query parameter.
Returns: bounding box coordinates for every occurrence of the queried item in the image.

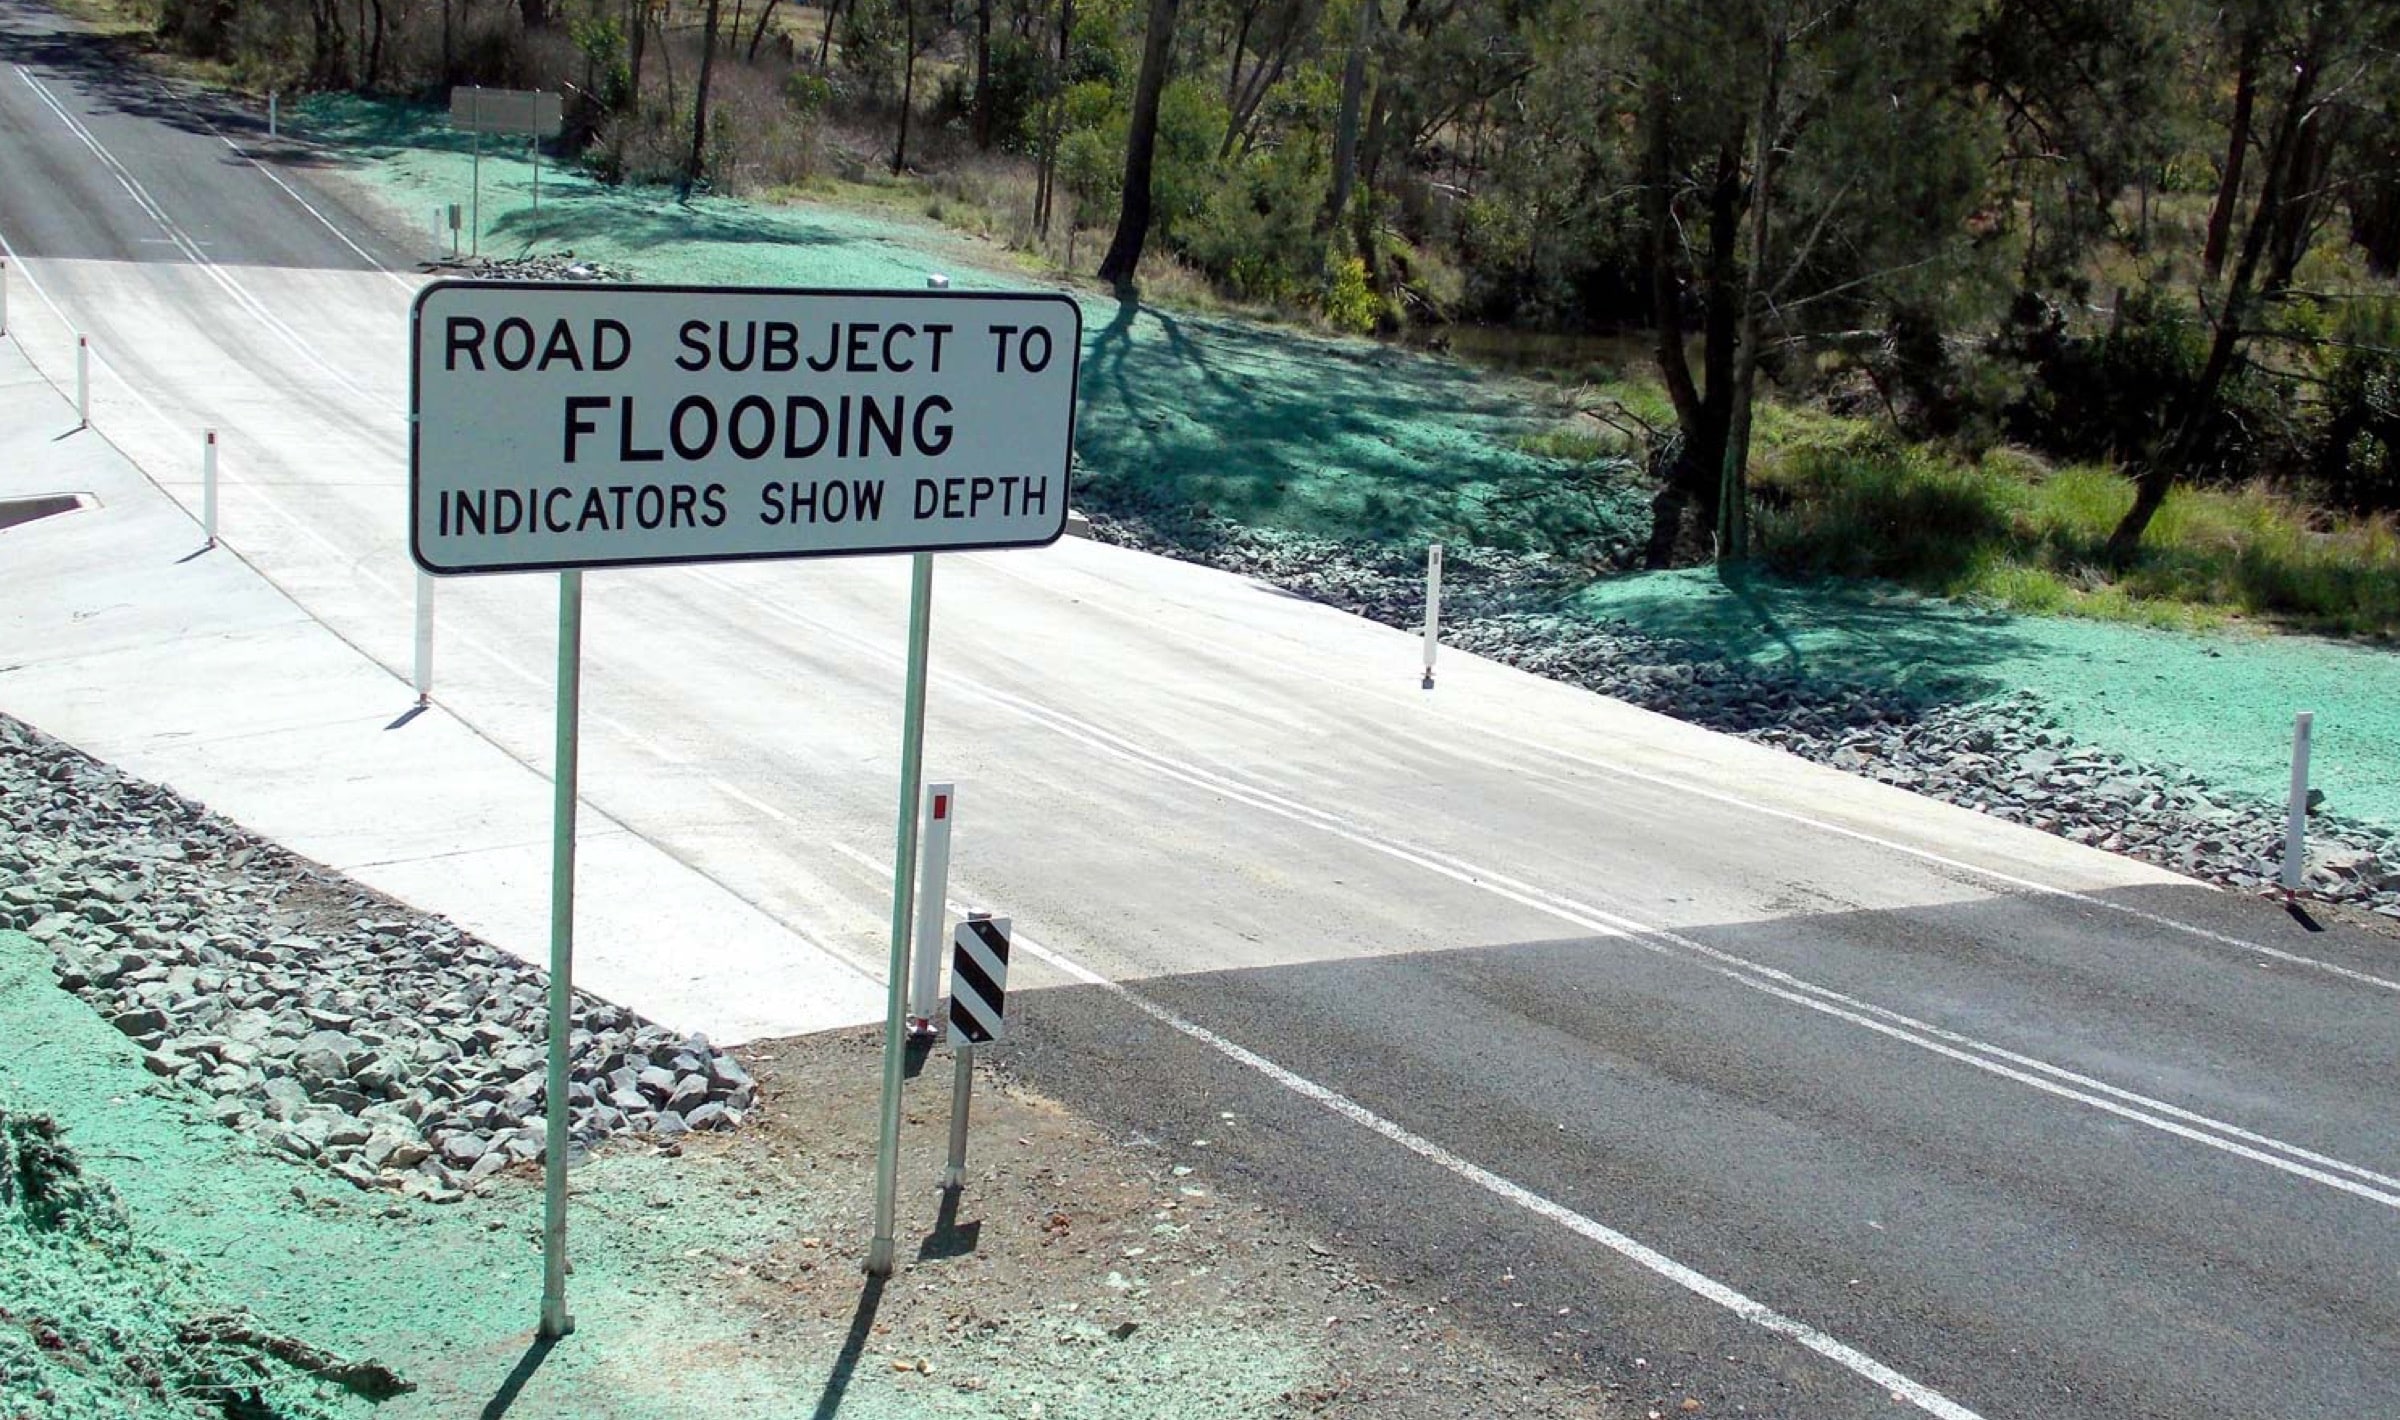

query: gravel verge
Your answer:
[0,713,755,1204]
[1086,507,2400,922]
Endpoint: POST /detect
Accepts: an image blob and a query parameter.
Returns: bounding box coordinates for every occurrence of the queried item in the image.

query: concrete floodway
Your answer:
[4,2,2398,1414]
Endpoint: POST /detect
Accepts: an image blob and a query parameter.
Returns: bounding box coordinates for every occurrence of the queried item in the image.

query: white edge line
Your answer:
[961,552,2400,994]
[999,922,1985,1420]
[733,583,2400,1209]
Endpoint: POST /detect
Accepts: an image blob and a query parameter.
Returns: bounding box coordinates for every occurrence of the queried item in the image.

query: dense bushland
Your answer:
[119,0,2400,609]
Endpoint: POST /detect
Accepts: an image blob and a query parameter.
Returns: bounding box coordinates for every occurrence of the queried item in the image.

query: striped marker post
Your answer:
[942,914,1010,1190]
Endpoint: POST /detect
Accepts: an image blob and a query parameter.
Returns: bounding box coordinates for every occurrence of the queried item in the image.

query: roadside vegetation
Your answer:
[85,0,2400,635]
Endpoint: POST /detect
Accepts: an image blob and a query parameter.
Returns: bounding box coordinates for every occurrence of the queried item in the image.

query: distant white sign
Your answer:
[409,282,1082,575]
[448,86,563,136]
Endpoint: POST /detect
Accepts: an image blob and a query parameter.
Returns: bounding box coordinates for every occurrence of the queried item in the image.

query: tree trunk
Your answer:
[689,0,722,184]
[1319,0,1375,240]
[2264,103,2334,296]
[629,0,647,105]
[747,0,782,60]
[2201,21,2259,282]
[973,0,993,148]
[2353,157,2400,277]
[2109,18,2324,560]
[1718,21,1785,565]
[1641,85,1716,568]
[1097,0,1180,288]
[817,0,839,69]
[1351,80,1390,286]
[1224,3,1252,109]
[1036,0,1072,234]
[893,0,917,171]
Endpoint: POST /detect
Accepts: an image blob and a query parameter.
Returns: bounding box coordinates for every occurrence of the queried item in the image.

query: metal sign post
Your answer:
[540,569,583,1340]
[868,553,936,1276]
[413,570,436,706]
[449,88,565,259]
[409,279,1079,1323]
[470,124,482,256]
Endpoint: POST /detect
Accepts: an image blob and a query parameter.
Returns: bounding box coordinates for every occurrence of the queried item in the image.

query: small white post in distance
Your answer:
[413,570,435,707]
[202,430,218,546]
[1,257,10,338]
[1422,542,1444,689]
[268,92,277,138]
[75,335,88,428]
[907,782,956,1037]
[2282,710,2314,895]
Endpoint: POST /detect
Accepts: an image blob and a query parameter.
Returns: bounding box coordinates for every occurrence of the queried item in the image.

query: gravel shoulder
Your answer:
[0,712,1635,1419]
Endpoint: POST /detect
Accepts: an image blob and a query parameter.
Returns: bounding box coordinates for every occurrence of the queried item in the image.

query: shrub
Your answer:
[1322,256,1377,334]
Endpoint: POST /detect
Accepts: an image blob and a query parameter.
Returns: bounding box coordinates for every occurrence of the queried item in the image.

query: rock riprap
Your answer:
[0,715,755,1203]
[1087,510,2400,920]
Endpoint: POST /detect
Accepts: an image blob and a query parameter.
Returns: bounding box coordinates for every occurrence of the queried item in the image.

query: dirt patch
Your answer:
[683,1026,1627,1419]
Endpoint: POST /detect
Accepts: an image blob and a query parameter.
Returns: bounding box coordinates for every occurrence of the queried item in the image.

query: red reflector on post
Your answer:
[933,794,949,819]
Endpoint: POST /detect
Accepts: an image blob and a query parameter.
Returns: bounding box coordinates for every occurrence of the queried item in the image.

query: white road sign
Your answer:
[449,86,563,136]
[410,282,1083,575]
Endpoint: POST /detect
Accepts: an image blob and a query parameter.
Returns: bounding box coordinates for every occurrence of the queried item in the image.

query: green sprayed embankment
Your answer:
[1576,571,2400,826]
[299,97,1625,553]
[293,98,2400,833]
[0,928,816,1417]
[0,928,1316,1417]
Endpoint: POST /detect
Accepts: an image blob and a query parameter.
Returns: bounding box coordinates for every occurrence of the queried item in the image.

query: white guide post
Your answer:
[907,782,956,1035]
[1422,542,1444,689]
[413,570,436,706]
[2282,711,2314,894]
[1,258,10,337]
[75,335,89,427]
[268,92,277,138]
[202,430,218,546]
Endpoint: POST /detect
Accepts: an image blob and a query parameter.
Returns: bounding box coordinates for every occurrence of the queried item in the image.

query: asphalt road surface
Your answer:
[3,3,2396,1414]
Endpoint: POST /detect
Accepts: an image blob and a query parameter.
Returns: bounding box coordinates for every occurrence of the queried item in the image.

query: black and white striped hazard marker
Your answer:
[949,916,1011,1045]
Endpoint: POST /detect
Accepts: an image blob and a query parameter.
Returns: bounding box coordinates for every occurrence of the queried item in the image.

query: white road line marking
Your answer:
[997,921,1985,1420]
[709,778,794,824]
[162,79,418,294]
[690,567,2400,1208]
[965,552,2400,994]
[16,70,393,414]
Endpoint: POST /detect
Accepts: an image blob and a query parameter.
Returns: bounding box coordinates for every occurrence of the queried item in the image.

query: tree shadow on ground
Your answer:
[481,193,853,255]
[1580,567,2047,703]
[1074,298,1642,558]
